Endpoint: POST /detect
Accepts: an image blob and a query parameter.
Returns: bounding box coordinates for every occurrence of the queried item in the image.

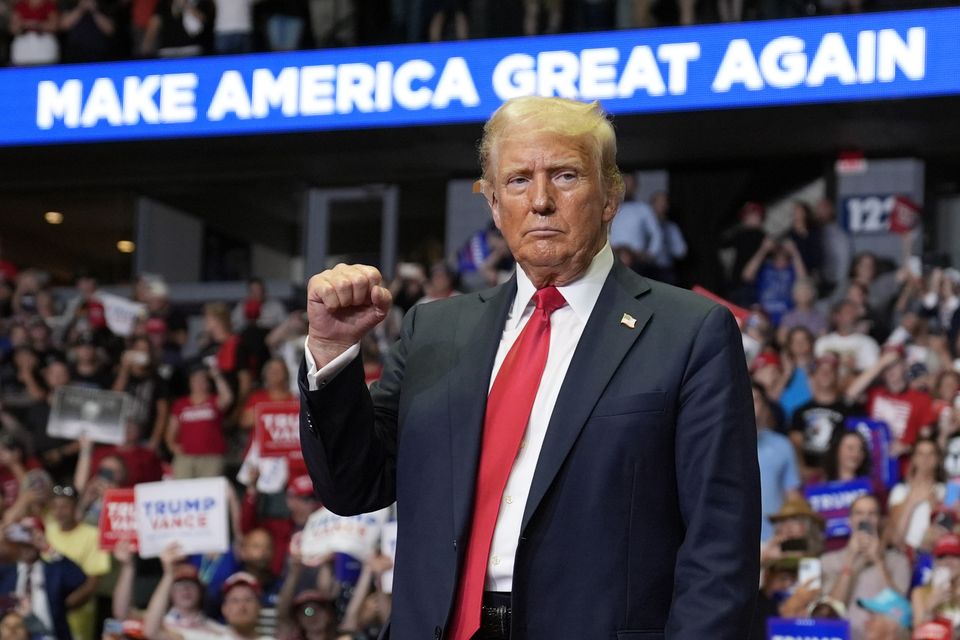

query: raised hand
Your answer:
[306,264,393,368]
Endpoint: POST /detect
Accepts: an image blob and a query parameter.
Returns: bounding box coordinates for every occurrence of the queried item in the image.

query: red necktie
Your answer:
[449,286,567,640]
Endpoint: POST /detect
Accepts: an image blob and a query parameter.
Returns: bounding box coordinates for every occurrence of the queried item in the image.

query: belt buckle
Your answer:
[482,603,510,639]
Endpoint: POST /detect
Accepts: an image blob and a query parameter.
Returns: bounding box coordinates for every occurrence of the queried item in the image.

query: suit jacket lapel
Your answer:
[520,262,653,534]
[448,277,516,541]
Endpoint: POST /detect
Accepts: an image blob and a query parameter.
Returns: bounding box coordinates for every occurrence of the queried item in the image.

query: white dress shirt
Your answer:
[305,245,614,591]
[17,561,53,634]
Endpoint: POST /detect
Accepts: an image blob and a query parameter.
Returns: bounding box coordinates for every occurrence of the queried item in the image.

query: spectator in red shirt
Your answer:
[73,421,163,490]
[239,359,294,433]
[9,0,59,65]
[166,364,233,479]
[846,345,938,459]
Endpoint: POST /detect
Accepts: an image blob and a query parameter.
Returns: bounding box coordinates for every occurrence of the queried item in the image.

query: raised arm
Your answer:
[741,236,774,284]
[211,367,233,412]
[845,350,899,403]
[143,544,183,639]
[299,264,399,516]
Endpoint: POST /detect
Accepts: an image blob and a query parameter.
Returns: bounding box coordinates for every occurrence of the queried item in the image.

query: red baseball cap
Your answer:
[751,351,781,373]
[287,475,316,500]
[291,589,332,610]
[173,563,201,584]
[145,317,167,335]
[813,353,840,371]
[913,619,952,640]
[85,300,107,329]
[934,533,960,558]
[880,343,906,358]
[739,201,765,221]
[21,516,44,534]
[223,571,261,597]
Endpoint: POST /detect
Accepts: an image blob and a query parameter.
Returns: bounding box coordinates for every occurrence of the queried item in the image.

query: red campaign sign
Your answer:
[98,488,138,551]
[889,195,921,234]
[255,401,303,462]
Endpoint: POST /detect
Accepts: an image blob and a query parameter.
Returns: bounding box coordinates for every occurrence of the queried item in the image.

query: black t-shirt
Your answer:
[790,399,860,468]
[68,364,113,390]
[724,227,766,287]
[59,0,116,62]
[153,0,214,50]
[119,370,169,436]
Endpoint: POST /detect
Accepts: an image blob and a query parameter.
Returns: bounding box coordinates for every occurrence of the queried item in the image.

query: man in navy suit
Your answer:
[300,97,760,639]
[0,517,87,640]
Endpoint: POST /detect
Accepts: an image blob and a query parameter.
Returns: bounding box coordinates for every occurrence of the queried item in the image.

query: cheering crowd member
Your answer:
[300,96,759,639]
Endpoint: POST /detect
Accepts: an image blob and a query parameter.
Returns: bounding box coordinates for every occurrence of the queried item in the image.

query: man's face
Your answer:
[263,360,288,390]
[222,585,260,629]
[882,359,907,393]
[487,128,617,285]
[171,580,201,611]
[73,343,95,365]
[651,192,669,219]
[811,362,839,392]
[15,542,39,564]
[240,530,273,571]
[834,302,859,332]
[848,496,880,535]
[43,362,69,389]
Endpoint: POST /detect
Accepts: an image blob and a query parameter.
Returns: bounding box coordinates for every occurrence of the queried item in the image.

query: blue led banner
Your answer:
[1,7,959,145]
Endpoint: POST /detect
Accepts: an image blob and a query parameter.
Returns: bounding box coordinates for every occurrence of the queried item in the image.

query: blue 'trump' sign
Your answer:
[768,617,850,640]
[0,7,958,145]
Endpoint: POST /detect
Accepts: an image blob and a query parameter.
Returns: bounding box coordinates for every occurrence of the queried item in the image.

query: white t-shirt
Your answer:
[887,482,945,549]
[214,0,253,37]
[814,331,880,371]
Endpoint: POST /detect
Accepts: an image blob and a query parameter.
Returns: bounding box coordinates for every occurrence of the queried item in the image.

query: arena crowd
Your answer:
[0,0,948,67]
[1,185,960,640]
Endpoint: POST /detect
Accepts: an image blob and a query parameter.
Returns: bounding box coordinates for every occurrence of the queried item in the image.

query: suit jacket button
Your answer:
[434,625,442,638]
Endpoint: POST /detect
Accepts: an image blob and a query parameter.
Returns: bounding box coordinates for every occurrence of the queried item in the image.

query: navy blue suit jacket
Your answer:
[300,263,760,640]
[0,557,86,640]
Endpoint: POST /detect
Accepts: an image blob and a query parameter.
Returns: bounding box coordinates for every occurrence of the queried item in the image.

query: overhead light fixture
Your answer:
[44,211,64,224]
[117,240,136,253]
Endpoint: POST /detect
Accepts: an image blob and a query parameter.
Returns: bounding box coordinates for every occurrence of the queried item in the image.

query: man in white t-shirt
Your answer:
[815,300,880,372]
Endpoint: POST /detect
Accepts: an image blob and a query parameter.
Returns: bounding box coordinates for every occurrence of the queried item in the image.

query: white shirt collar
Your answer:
[508,244,614,331]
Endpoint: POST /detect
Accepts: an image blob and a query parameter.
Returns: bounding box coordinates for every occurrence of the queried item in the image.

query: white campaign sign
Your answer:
[134,477,230,558]
[99,292,146,337]
[300,507,391,563]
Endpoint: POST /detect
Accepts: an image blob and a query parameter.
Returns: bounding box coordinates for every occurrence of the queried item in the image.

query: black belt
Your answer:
[477,592,511,640]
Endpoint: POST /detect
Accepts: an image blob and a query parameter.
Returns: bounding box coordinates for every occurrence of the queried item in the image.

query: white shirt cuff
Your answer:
[303,338,361,391]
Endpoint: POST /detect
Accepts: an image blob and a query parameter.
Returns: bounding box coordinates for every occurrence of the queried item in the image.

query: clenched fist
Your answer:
[306,264,393,368]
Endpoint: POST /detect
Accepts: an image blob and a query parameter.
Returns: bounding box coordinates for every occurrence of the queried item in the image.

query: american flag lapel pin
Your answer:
[620,313,637,329]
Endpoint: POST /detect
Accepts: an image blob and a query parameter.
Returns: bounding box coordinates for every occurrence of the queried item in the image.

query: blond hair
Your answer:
[477,97,625,201]
[203,302,233,333]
